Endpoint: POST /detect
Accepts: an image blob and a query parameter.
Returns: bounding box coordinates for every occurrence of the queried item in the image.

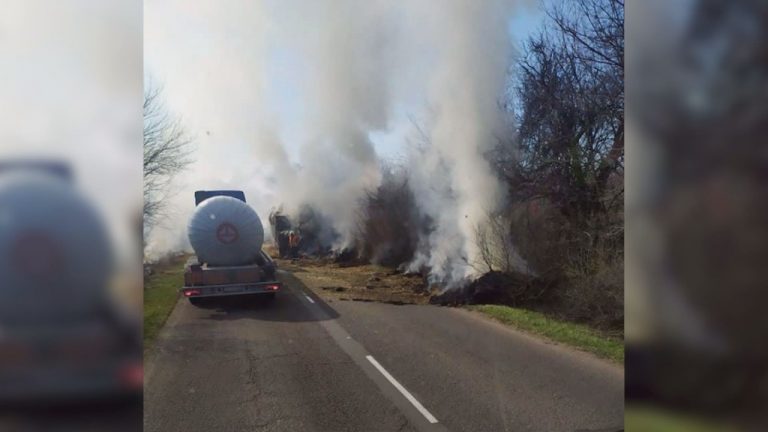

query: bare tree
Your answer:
[474,211,524,274]
[143,85,193,239]
[483,0,624,328]
[354,162,424,267]
[497,0,623,246]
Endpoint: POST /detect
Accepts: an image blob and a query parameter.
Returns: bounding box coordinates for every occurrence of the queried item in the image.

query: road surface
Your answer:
[144,270,623,432]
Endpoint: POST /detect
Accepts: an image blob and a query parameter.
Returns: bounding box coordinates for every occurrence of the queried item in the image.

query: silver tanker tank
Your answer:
[187,195,264,266]
[0,171,112,323]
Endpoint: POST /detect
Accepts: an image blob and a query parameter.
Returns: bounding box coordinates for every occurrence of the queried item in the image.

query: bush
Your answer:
[562,241,624,330]
[474,212,527,274]
[473,197,624,331]
[354,168,425,267]
[506,199,572,281]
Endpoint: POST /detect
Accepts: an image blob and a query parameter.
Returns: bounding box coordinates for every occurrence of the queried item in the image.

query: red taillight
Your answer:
[183,289,201,297]
[266,284,280,291]
[118,362,143,388]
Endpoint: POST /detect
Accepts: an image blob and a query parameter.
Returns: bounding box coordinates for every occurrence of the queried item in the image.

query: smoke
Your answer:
[1,0,142,267]
[401,1,515,287]
[265,0,400,249]
[145,0,519,287]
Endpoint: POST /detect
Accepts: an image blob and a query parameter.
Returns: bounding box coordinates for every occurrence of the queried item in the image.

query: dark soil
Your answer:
[429,271,558,308]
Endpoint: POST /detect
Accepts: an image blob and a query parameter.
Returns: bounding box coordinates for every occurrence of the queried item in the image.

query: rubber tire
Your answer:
[265,292,276,301]
[188,297,204,307]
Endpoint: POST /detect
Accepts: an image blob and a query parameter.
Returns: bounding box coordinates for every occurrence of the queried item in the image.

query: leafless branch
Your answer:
[143,84,194,239]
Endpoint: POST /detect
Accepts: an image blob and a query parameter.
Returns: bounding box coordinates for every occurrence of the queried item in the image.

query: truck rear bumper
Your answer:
[180,282,281,298]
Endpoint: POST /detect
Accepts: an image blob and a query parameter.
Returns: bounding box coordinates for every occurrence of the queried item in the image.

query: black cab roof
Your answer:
[194,190,246,206]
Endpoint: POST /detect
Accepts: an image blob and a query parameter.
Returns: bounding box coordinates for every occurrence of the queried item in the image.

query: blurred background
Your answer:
[626,0,768,430]
[0,1,142,431]
[1,0,767,430]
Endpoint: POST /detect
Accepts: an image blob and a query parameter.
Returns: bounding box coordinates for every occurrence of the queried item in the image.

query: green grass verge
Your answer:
[144,262,185,349]
[468,304,624,363]
[625,405,738,431]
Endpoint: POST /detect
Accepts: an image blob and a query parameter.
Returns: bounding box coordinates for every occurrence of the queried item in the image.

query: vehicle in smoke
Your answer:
[268,209,292,258]
[181,190,280,306]
[0,160,142,404]
[268,204,343,259]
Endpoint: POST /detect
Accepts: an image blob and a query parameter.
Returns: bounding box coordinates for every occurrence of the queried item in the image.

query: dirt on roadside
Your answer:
[275,257,435,305]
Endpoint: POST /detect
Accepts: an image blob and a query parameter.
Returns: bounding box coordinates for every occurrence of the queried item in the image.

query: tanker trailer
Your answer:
[181,190,281,306]
[0,161,142,402]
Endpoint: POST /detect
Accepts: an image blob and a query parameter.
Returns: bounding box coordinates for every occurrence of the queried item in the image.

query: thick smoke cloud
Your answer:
[145,0,518,287]
[402,1,515,287]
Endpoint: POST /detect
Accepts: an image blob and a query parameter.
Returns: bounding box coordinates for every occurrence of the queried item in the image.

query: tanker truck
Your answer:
[180,190,281,306]
[0,160,142,402]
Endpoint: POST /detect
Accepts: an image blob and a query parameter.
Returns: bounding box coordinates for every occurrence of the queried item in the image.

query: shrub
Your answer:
[354,169,424,267]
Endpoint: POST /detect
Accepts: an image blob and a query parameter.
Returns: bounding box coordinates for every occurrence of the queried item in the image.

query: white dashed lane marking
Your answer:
[366,355,439,424]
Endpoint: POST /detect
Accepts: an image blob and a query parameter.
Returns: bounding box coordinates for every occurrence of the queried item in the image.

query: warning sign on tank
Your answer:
[216,222,239,244]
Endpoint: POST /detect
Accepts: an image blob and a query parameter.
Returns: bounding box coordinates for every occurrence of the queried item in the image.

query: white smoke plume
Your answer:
[145,0,519,287]
[401,1,515,287]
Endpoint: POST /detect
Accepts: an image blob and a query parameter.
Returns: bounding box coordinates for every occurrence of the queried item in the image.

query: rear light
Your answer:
[266,284,280,291]
[118,362,143,389]
[183,289,201,297]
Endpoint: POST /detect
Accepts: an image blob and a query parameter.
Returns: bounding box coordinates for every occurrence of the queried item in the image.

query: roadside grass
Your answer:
[468,304,624,363]
[625,404,738,432]
[144,259,186,349]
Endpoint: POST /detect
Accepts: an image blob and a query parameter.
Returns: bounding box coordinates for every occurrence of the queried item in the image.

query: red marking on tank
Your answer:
[216,222,239,244]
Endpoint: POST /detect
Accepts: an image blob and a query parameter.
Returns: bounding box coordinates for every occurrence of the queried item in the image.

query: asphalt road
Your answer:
[144,270,624,432]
